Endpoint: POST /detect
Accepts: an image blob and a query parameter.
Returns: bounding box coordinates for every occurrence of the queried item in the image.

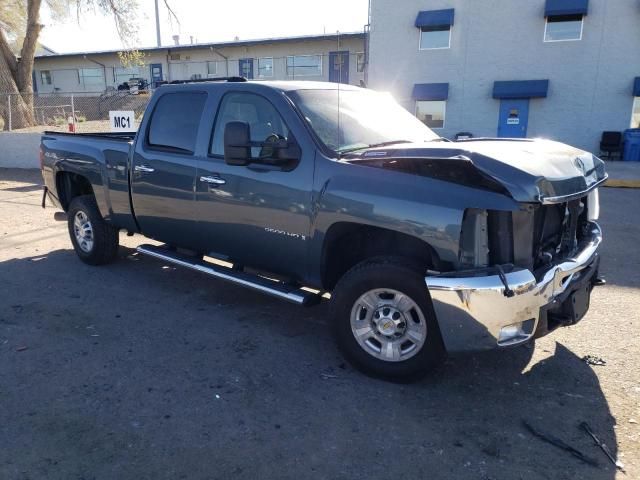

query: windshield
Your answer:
[287,88,439,154]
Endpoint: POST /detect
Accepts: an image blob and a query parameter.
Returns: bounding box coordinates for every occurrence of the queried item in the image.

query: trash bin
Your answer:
[623,129,640,161]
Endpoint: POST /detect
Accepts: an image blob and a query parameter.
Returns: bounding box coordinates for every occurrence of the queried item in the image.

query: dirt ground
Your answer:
[0,168,638,480]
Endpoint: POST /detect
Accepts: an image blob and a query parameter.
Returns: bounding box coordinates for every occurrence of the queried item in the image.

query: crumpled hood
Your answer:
[348,138,608,203]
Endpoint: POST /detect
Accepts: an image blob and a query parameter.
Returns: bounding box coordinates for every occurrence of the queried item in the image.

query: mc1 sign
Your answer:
[109,111,135,132]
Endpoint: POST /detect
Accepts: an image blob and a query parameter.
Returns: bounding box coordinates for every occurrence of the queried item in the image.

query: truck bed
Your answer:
[41,131,137,232]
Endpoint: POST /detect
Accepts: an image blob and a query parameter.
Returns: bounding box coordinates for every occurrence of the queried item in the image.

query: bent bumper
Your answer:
[425,222,602,353]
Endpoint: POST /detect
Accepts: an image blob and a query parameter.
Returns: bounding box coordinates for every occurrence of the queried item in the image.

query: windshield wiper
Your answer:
[338,140,413,156]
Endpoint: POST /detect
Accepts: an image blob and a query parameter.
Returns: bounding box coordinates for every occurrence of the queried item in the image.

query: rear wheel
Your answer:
[330,258,445,381]
[67,195,119,265]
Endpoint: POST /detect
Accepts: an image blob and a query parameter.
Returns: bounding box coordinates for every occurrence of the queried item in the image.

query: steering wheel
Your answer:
[259,133,286,160]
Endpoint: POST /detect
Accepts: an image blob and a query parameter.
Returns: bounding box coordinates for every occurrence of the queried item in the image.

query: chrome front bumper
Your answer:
[425,222,602,353]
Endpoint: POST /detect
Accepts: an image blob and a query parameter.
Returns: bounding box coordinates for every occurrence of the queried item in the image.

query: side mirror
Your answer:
[224,122,251,166]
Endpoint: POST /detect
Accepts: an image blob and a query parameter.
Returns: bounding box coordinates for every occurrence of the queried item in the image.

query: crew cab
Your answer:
[40,79,607,380]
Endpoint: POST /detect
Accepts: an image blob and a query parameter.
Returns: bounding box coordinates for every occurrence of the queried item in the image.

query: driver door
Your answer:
[195,91,314,280]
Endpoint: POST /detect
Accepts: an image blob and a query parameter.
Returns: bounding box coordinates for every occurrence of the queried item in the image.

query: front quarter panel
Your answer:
[309,155,521,285]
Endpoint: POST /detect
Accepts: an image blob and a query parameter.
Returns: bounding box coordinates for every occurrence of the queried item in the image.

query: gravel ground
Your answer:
[0,168,638,480]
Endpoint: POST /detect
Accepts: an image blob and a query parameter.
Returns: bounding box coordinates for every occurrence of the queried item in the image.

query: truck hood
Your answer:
[345,138,607,203]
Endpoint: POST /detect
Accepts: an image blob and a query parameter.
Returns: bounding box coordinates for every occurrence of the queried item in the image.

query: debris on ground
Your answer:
[582,355,607,366]
[522,420,599,467]
[320,373,338,380]
[580,422,625,471]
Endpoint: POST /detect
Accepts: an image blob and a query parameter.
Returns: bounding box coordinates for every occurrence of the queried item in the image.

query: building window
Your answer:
[286,55,322,77]
[416,100,446,129]
[258,57,273,78]
[207,61,218,77]
[632,98,640,129]
[40,70,52,85]
[78,68,104,88]
[419,25,451,50]
[115,66,146,85]
[544,14,583,42]
[356,52,365,73]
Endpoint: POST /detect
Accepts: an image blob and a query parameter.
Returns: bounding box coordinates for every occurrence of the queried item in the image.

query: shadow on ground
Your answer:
[0,247,619,480]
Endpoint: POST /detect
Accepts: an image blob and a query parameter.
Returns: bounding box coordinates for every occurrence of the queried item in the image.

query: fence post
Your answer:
[70,94,76,131]
[7,94,11,131]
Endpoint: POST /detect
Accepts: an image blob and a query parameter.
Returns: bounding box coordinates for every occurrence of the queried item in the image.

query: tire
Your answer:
[330,257,446,382]
[67,195,119,265]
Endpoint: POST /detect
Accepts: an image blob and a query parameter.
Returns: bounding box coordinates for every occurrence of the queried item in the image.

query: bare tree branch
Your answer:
[163,0,179,28]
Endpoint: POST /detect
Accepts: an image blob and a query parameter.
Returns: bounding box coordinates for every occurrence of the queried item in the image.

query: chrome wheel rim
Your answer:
[350,288,427,362]
[73,211,94,253]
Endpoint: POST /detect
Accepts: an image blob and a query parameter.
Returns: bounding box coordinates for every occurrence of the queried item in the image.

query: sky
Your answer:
[39,0,370,54]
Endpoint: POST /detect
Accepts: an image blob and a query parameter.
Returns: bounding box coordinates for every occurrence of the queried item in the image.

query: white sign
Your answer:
[507,118,520,125]
[109,110,135,131]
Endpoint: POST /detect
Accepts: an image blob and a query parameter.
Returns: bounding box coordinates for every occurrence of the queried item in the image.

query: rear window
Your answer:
[147,92,207,154]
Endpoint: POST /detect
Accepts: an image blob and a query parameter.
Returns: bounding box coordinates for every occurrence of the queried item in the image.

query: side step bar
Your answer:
[136,244,320,306]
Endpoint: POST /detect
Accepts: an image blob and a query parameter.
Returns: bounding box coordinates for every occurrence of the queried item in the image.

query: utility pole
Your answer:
[155,0,162,47]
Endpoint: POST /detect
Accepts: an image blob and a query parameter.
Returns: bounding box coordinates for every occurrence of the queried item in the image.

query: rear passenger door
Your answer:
[131,91,207,248]
[195,90,315,280]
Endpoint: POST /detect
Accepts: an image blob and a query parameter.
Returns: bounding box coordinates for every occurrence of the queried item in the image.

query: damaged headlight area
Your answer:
[458,209,489,268]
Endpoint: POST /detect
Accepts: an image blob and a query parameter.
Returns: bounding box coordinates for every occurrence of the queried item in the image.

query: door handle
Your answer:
[134,165,155,173]
[200,175,226,186]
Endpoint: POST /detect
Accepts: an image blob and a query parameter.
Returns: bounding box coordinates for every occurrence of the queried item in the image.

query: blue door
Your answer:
[329,51,349,84]
[150,63,163,86]
[498,99,529,138]
[239,58,254,79]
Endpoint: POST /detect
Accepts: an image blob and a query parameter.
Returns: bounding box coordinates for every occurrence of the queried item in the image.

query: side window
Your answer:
[210,92,289,158]
[147,92,207,154]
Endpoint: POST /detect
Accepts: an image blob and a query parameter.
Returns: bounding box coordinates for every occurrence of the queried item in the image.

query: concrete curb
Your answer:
[604,179,640,189]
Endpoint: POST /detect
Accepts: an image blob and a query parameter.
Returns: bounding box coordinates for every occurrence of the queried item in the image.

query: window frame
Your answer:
[207,61,218,77]
[415,100,447,130]
[631,97,640,129]
[78,67,104,87]
[257,57,274,78]
[145,91,208,155]
[40,70,52,85]
[286,54,323,77]
[418,25,452,50]
[208,91,295,167]
[356,52,365,73]
[544,14,584,43]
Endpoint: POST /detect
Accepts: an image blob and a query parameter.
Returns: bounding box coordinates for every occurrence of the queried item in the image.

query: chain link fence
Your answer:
[0,91,151,133]
[0,52,368,134]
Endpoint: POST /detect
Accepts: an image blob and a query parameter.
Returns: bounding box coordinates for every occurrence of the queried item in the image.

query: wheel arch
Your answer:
[320,222,442,291]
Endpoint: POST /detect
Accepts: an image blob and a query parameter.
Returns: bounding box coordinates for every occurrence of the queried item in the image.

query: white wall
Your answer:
[0,133,41,168]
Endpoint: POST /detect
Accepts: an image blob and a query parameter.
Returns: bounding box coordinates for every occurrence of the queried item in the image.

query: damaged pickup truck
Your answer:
[40,79,607,380]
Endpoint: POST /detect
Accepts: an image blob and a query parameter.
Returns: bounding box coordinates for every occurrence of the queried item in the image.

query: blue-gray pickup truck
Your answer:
[40,79,607,380]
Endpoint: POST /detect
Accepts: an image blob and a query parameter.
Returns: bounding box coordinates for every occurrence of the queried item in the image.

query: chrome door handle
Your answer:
[134,165,155,173]
[200,176,226,185]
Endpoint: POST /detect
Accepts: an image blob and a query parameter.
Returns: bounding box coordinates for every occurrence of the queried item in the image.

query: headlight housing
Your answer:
[587,188,600,221]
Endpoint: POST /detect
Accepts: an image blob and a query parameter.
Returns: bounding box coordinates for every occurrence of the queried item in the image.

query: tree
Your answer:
[0,0,143,129]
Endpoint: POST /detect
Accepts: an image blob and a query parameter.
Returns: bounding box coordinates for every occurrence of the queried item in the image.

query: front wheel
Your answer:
[67,195,119,265]
[330,258,445,381]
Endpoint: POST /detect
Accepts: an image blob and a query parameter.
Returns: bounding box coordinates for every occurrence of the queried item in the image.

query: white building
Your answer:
[33,32,365,94]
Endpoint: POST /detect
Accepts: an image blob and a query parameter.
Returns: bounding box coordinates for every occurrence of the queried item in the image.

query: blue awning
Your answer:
[493,80,549,99]
[415,9,455,28]
[634,77,640,97]
[545,0,589,17]
[412,83,449,101]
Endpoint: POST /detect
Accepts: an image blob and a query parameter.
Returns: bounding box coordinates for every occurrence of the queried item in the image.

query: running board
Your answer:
[136,244,320,306]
